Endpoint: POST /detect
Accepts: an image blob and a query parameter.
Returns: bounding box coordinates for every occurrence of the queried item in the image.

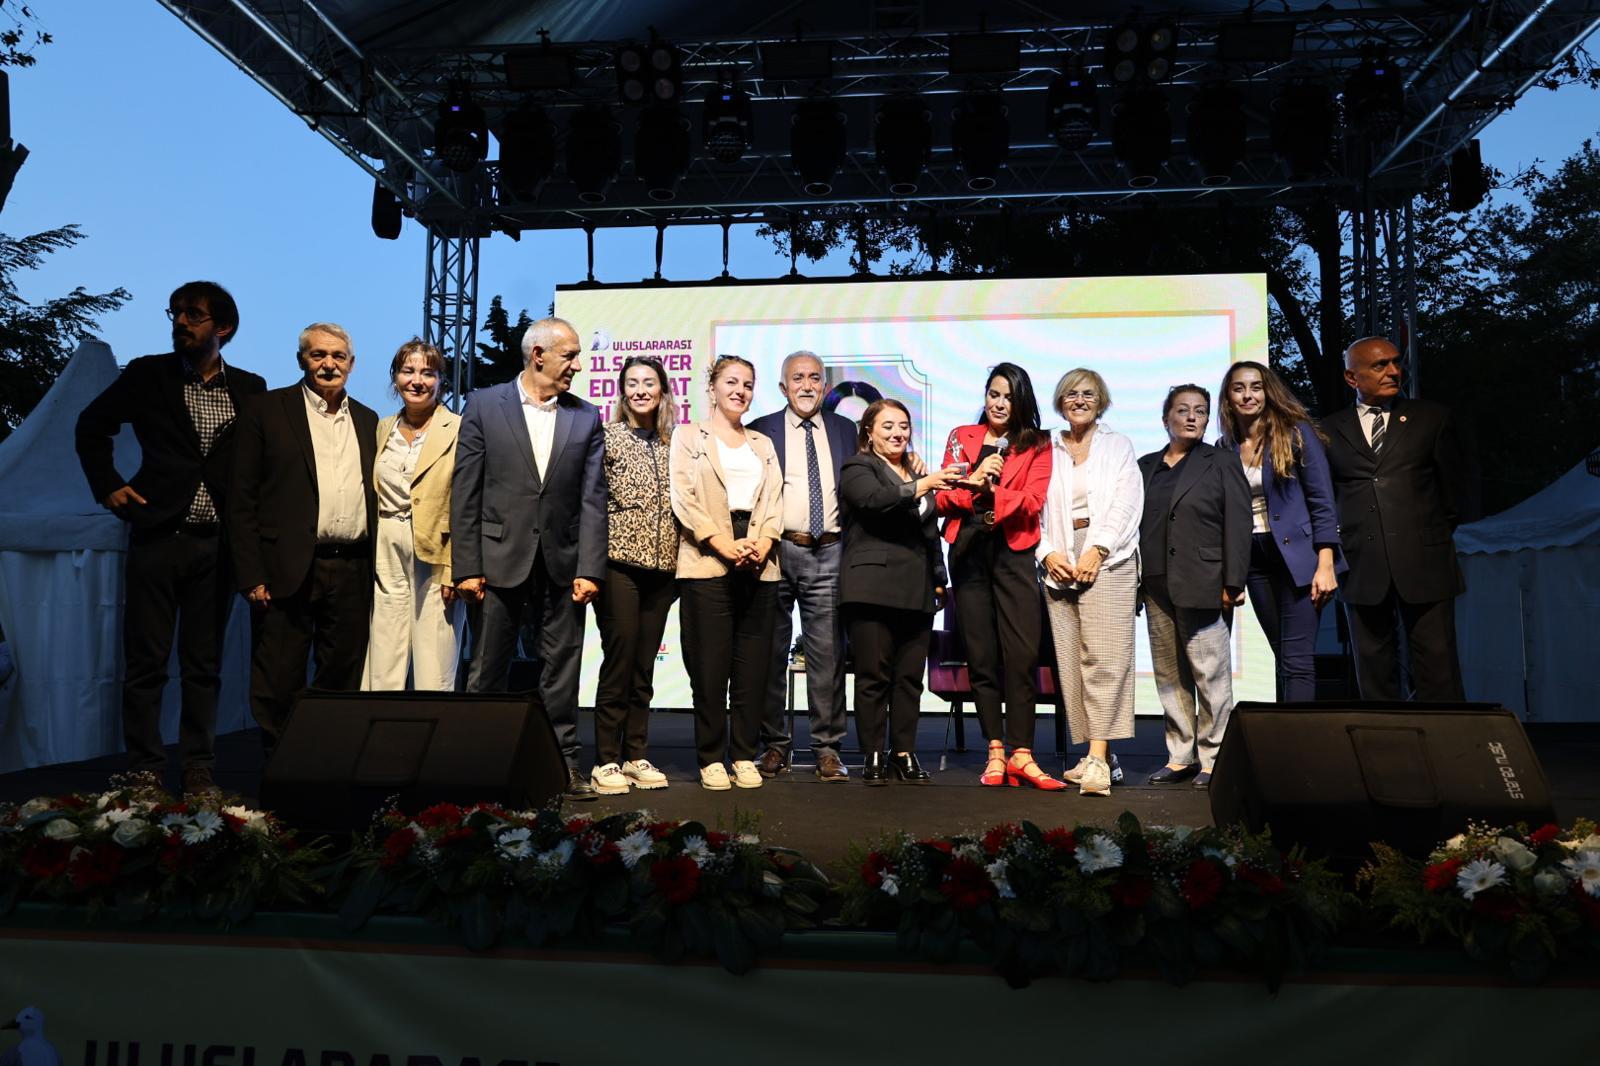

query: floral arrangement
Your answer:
[337,802,830,973]
[1359,819,1600,982]
[842,813,1349,988]
[0,784,324,922]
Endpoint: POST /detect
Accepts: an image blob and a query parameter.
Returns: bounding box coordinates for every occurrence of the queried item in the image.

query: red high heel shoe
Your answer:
[1006,748,1068,792]
[980,741,1007,787]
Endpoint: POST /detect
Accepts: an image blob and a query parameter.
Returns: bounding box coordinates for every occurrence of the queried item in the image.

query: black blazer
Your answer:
[838,453,948,614]
[228,385,379,597]
[1321,397,1466,606]
[747,407,858,485]
[74,353,267,537]
[1137,442,1251,610]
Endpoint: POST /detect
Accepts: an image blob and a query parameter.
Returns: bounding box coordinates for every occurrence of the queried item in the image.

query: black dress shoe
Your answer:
[862,751,889,787]
[889,752,930,784]
[565,768,599,801]
[1192,771,1212,790]
[1147,763,1200,785]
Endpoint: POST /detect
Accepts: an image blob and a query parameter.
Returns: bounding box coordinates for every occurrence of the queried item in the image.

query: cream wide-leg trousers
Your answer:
[362,514,463,691]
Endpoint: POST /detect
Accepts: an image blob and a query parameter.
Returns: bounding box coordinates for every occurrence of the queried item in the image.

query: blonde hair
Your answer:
[706,355,755,387]
[1052,367,1111,419]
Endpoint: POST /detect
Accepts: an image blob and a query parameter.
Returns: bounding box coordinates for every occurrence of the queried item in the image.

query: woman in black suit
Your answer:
[839,400,961,785]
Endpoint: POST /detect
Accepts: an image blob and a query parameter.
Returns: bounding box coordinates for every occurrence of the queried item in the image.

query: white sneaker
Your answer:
[700,763,732,791]
[1064,757,1089,785]
[590,762,630,796]
[1079,755,1112,797]
[730,760,764,789]
[623,759,669,790]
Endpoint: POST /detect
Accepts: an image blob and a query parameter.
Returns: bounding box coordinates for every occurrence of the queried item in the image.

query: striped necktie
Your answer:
[1370,409,1386,454]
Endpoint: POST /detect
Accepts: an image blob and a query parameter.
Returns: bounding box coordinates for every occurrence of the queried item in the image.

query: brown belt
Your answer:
[782,530,842,548]
[1073,517,1091,530]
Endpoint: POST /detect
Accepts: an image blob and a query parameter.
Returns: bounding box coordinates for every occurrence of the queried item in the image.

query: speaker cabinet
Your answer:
[1210,702,1555,863]
[259,690,568,831]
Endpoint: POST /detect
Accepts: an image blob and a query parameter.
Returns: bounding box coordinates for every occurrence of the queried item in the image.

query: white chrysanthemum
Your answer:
[92,808,136,832]
[617,828,654,869]
[682,835,712,868]
[111,818,151,848]
[1533,869,1568,897]
[222,805,270,834]
[1492,837,1537,872]
[986,859,1016,899]
[181,810,223,844]
[18,798,54,820]
[1563,851,1600,897]
[42,818,80,841]
[1075,836,1124,874]
[1456,858,1507,899]
[496,827,534,860]
[161,812,193,829]
[96,793,114,810]
[880,873,900,897]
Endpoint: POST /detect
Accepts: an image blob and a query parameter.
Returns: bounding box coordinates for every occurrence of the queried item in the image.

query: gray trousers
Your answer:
[759,539,848,759]
[1142,576,1235,771]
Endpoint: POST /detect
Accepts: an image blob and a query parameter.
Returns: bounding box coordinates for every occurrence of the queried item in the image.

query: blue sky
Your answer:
[5,2,1596,410]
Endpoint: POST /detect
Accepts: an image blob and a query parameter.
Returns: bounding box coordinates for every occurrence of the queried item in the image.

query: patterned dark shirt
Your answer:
[182,360,235,524]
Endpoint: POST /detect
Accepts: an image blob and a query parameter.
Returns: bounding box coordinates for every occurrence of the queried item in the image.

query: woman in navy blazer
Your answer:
[1217,361,1346,701]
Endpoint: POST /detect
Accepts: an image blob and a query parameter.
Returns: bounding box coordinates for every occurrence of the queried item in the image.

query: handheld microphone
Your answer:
[989,436,1008,483]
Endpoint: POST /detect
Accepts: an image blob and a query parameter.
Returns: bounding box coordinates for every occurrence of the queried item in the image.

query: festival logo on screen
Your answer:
[2,1006,61,1066]
[584,329,695,424]
[818,356,933,449]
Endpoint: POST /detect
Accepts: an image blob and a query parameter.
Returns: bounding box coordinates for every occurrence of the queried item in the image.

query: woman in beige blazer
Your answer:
[669,355,784,791]
[362,339,464,691]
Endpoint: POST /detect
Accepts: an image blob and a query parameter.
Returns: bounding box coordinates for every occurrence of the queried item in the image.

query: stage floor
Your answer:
[3,711,1596,871]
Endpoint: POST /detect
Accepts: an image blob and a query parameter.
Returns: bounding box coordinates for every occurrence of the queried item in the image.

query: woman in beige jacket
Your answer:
[362,339,463,691]
[669,356,784,790]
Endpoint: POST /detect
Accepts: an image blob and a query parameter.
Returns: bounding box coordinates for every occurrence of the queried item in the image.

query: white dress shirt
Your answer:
[517,373,560,479]
[780,408,841,533]
[301,384,367,543]
[1357,401,1393,447]
[376,421,427,519]
[1035,424,1143,588]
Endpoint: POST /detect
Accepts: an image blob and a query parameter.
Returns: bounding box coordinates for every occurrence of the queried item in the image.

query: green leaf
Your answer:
[336,868,389,931]
[712,908,757,974]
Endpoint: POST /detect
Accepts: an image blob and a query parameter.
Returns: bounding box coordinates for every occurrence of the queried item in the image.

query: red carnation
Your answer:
[1042,827,1077,854]
[920,839,954,855]
[580,832,620,866]
[1471,892,1522,923]
[650,854,701,905]
[1423,858,1464,893]
[436,826,476,848]
[1181,859,1225,909]
[939,857,996,912]
[1528,823,1561,847]
[861,851,894,889]
[20,841,71,880]
[381,827,418,868]
[1111,875,1152,909]
[564,817,593,836]
[68,843,124,890]
[981,823,1021,857]
[647,821,676,841]
[1236,864,1286,896]
[158,832,190,873]
[415,803,463,829]
[706,830,731,849]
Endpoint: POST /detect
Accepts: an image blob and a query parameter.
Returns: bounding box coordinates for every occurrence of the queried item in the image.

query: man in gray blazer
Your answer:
[452,316,607,800]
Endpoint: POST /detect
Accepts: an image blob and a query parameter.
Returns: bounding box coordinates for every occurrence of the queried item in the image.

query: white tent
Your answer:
[0,341,252,772]
[1454,450,1600,723]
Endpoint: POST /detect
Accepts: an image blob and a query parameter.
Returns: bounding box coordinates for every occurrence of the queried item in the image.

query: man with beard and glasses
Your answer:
[76,281,266,798]
[229,322,378,756]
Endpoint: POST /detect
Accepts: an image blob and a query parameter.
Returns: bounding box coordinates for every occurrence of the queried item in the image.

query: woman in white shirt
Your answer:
[1037,368,1144,796]
[669,356,785,791]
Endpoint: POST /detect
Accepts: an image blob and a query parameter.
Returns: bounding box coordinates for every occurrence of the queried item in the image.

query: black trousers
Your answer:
[593,562,678,765]
[847,604,932,754]
[1345,587,1465,702]
[249,554,370,754]
[952,531,1041,748]
[122,530,234,770]
[679,572,777,766]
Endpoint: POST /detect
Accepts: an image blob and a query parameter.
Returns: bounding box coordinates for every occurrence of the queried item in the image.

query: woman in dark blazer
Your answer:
[1217,361,1345,701]
[1137,385,1251,789]
[840,400,960,785]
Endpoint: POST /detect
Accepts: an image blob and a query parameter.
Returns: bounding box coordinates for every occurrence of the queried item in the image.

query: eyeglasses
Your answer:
[1062,390,1098,401]
[166,308,213,325]
[622,355,663,369]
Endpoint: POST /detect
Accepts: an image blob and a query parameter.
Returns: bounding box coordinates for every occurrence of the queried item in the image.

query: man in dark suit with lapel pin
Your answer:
[229,322,378,755]
[747,352,860,781]
[1323,336,1468,701]
[451,317,607,801]
[76,281,266,797]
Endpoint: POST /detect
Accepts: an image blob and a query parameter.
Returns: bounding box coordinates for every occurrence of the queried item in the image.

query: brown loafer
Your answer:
[756,747,789,778]
[815,750,849,782]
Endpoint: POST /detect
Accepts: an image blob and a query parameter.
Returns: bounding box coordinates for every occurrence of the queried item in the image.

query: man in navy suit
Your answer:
[748,352,860,780]
[452,317,607,800]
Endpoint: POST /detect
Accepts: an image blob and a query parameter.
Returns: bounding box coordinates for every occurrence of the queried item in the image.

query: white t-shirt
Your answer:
[716,438,763,511]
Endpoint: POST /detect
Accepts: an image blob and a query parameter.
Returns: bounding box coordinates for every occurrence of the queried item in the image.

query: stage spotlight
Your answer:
[566,104,622,204]
[790,99,848,196]
[1103,21,1178,85]
[370,179,402,240]
[635,104,692,201]
[499,104,556,201]
[1448,139,1490,212]
[875,96,932,196]
[1270,81,1334,179]
[952,91,1009,191]
[703,79,753,163]
[433,85,488,172]
[1046,65,1098,150]
[618,39,682,105]
[1187,83,1246,186]
[1112,90,1171,188]
[1344,53,1404,135]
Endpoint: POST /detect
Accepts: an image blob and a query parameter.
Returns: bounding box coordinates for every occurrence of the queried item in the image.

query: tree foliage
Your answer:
[468,294,532,392]
[0,225,130,441]
[1,2,51,69]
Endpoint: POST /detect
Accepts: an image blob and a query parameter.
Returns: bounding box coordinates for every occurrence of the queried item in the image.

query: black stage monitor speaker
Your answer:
[259,690,568,832]
[1210,702,1555,863]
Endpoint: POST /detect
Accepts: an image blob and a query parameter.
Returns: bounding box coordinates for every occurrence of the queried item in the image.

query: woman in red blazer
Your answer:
[935,363,1059,789]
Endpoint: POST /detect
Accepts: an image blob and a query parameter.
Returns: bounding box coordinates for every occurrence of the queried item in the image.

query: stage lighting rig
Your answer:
[370,179,403,240]
[952,91,1009,191]
[617,38,682,106]
[433,85,488,172]
[875,97,932,196]
[499,104,556,201]
[1046,64,1098,151]
[1271,82,1335,179]
[791,99,848,196]
[1187,83,1246,186]
[1112,90,1171,188]
[1103,21,1178,85]
[1344,54,1405,136]
[635,104,692,201]
[566,104,622,204]
[1448,139,1490,212]
[703,78,753,163]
